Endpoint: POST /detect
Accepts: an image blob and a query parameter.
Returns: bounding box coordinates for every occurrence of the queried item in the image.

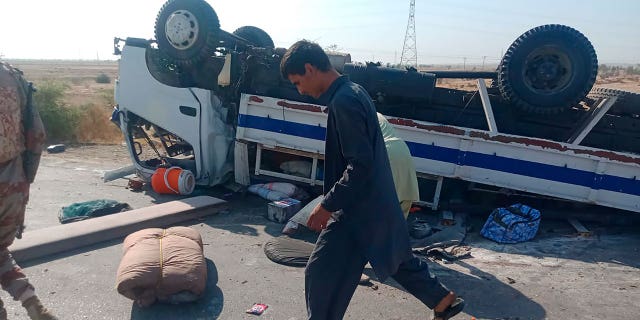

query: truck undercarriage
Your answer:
[113,0,640,214]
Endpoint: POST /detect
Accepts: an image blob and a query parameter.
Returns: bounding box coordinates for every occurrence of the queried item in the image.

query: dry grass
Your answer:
[434,71,640,92]
[595,74,640,92]
[437,78,481,90]
[8,60,122,144]
[75,104,122,144]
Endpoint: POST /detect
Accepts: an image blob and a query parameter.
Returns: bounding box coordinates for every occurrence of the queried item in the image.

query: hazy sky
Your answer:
[1,0,638,65]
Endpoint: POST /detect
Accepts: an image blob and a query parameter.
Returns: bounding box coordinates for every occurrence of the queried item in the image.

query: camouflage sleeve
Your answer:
[0,65,26,164]
[2,62,47,183]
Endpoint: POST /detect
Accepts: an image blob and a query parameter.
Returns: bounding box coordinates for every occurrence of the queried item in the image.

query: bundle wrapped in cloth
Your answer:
[116,227,208,307]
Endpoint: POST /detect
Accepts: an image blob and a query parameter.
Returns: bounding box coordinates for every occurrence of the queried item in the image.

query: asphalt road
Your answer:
[2,144,639,319]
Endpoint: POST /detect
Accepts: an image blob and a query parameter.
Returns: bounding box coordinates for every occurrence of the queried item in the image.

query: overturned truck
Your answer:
[113,0,640,213]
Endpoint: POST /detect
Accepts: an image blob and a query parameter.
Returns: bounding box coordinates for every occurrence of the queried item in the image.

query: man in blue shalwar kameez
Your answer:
[280,40,465,320]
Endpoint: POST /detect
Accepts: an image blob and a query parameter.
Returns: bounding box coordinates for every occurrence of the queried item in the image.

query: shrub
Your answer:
[33,81,81,142]
[98,88,115,105]
[76,103,123,144]
[96,73,111,84]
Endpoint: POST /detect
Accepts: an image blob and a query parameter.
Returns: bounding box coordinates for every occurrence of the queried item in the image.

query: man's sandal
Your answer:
[433,297,464,320]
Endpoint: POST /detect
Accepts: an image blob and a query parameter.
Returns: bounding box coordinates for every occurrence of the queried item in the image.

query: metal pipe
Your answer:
[422,71,497,79]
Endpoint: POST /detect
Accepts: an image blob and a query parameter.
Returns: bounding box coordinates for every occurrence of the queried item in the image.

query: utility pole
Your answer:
[400,0,417,69]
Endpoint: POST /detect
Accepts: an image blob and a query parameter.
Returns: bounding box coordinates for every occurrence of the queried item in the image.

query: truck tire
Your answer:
[232,26,274,48]
[588,87,640,116]
[154,0,220,66]
[498,24,598,114]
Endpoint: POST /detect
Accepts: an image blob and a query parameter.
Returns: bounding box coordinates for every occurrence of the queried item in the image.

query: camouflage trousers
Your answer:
[0,157,35,303]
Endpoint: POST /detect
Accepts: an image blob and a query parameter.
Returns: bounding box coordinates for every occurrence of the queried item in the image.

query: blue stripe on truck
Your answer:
[238,114,327,141]
[238,114,640,197]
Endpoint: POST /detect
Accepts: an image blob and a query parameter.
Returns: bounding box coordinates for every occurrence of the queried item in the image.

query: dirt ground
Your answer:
[436,74,640,92]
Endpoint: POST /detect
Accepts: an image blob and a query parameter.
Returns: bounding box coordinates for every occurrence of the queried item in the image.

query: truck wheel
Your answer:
[498,24,598,114]
[588,87,640,116]
[232,26,274,48]
[154,0,220,66]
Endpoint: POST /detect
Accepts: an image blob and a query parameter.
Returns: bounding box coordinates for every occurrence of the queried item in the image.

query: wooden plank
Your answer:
[441,210,455,226]
[567,218,592,237]
[568,96,617,145]
[260,144,325,160]
[415,174,443,210]
[255,168,324,186]
[9,196,227,263]
[477,79,498,134]
[234,141,251,185]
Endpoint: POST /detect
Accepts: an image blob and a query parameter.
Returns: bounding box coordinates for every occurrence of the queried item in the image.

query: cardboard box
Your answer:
[267,198,301,223]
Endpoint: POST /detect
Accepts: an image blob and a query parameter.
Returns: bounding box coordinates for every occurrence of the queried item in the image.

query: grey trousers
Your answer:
[305,219,450,320]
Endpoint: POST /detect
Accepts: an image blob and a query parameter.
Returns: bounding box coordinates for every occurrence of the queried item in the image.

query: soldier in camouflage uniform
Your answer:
[0,61,56,320]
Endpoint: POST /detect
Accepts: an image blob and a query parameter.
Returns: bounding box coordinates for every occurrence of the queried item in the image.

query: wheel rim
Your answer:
[522,45,573,95]
[164,10,200,50]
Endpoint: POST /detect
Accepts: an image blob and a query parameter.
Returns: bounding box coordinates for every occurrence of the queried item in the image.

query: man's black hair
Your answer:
[280,40,332,79]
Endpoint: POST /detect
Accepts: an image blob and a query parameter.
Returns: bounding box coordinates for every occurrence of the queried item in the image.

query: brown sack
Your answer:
[116,226,207,307]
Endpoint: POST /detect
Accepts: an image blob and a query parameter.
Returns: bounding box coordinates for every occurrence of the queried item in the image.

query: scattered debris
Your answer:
[222,181,244,193]
[103,164,136,182]
[358,274,379,290]
[263,236,314,267]
[441,210,455,226]
[409,219,433,239]
[567,218,592,237]
[281,221,300,235]
[359,274,371,285]
[46,144,65,153]
[286,195,323,230]
[410,213,467,251]
[481,204,541,244]
[280,160,312,178]
[267,198,301,223]
[58,199,132,224]
[418,243,472,261]
[246,303,268,315]
[150,167,195,195]
[127,177,145,191]
[248,182,309,201]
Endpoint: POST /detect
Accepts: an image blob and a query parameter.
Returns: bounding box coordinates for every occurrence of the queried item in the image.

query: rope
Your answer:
[163,167,181,194]
[161,167,194,195]
[157,229,166,288]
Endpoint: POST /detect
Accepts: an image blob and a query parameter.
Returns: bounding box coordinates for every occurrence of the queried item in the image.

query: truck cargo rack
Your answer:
[236,93,640,214]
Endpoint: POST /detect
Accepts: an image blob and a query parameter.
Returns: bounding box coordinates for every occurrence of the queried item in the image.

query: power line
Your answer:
[400,0,417,68]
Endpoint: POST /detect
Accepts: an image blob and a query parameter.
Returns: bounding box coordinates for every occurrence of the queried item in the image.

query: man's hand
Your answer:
[307,203,332,232]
